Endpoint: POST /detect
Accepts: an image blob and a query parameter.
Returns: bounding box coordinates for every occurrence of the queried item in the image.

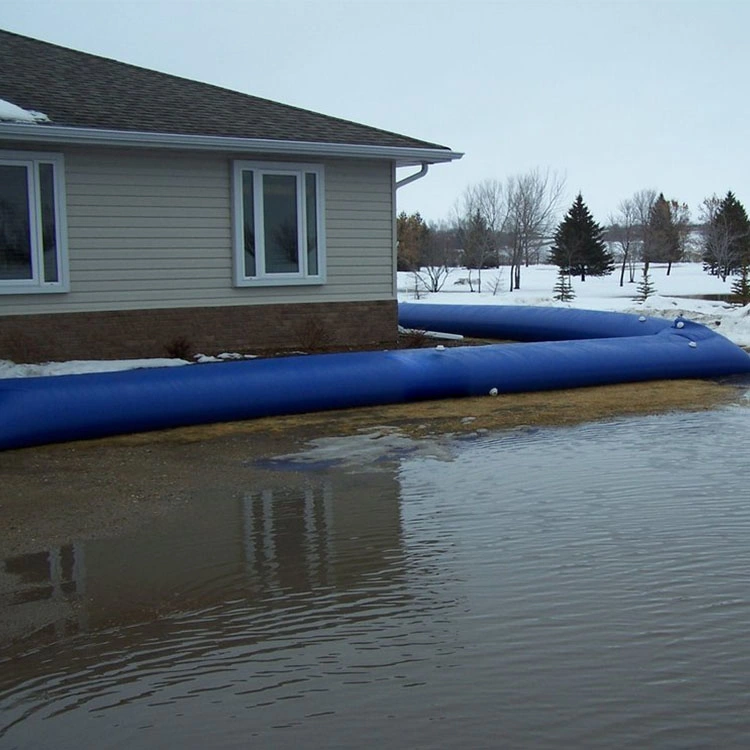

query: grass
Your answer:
[100,377,742,446]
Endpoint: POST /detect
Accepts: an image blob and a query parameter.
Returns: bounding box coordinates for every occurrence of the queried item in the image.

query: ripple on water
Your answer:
[2,405,750,748]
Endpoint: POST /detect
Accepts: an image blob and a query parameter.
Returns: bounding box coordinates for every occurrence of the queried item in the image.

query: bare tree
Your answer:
[504,168,566,291]
[454,181,504,292]
[699,196,727,277]
[459,210,494,292]
[632,189,657,228]
[466,178,506,256]
[413,220,456,293]
[454,169,564,292]
[631,189,657,272]
[668,200,691,275]
[607,198,639,287]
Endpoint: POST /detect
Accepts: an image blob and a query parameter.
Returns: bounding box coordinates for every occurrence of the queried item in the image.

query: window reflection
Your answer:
[39,163,59,283]
[305,172,318,276]
[0,164,33,281]
[241,170,256,276]
[263,174,299,274]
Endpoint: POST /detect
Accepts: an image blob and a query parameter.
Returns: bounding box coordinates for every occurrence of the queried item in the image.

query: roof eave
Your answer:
[0,123,463,166]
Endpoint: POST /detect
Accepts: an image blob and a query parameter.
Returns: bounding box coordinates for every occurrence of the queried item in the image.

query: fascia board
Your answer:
[0,124,463,165]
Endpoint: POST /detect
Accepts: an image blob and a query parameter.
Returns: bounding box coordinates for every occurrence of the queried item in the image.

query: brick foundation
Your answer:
[0,300,398,362]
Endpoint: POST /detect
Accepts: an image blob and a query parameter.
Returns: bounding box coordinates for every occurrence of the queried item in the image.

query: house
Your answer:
[0,29,460,361]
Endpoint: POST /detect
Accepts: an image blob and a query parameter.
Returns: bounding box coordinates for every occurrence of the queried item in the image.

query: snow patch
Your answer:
[193,352,259,363]
[0,97,50,124]
[0,357,190,379]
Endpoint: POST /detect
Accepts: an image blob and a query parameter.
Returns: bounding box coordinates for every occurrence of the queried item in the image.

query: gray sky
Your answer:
[2,0,748,225]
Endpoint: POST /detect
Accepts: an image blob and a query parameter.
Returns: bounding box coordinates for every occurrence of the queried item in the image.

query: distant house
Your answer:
[0,29,460,361]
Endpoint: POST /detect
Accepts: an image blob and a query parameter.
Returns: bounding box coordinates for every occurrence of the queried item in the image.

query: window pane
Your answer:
[242,171,256,276]
[263,174,299,274]
[306,173,318,276]
[0,164,33,280]
[39,163,59,283]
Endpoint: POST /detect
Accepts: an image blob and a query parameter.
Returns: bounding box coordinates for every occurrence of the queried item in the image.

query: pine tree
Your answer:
[396,212,429,271]
[643,193,686,275]
[731,264,750,306]
[550,194,614,281]
[633,267,656,302]
[552,269,576,301]
[702,191,750,281]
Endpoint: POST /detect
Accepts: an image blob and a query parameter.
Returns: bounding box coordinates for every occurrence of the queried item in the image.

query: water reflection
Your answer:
[1,544,88,639]
[0,459,430,746]
[2,406,750,748]
[1,468,407,641]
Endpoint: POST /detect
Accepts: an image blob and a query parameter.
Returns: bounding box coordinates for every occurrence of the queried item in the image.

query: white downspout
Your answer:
[392,163,430,299]
[395,162,429,189]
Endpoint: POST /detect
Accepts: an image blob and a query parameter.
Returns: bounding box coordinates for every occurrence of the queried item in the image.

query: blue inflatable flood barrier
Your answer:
[398,302,674,341]
[2,305,749,450]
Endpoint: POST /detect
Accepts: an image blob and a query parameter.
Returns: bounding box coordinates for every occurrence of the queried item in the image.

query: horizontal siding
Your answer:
[66,195,229,210]
[71,213,230,226]
[0,147,395,315]
[70,257,228,271]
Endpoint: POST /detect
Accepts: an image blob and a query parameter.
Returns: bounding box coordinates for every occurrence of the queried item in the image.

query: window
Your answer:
[233,162,325,286]
[0,151,68,293]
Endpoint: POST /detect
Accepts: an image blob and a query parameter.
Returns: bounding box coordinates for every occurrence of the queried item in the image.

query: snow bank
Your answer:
[0,353,259,379]
[399,263,750,347]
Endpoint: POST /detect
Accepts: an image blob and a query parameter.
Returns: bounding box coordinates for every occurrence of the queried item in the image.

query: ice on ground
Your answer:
[265,429,456,472]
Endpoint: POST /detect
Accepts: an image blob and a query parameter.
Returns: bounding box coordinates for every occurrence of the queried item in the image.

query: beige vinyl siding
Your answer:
[0,146,395,315]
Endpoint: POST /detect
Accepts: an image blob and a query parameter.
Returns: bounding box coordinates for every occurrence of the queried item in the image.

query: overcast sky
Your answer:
[2,0,748,225]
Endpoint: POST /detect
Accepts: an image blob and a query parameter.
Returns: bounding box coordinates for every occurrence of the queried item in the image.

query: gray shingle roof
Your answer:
[0,28,450,151]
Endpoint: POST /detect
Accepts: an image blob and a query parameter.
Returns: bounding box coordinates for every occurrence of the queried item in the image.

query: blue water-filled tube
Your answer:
[1,305,749,450]
[398,302,674,340]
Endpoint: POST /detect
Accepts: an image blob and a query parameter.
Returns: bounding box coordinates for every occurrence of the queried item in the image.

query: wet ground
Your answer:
[0,378,741,561]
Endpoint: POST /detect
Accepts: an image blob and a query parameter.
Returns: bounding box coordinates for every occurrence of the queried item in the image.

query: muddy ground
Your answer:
[0,378,744,560]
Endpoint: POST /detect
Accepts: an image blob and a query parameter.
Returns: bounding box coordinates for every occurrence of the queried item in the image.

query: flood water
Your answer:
[2,402,750,748]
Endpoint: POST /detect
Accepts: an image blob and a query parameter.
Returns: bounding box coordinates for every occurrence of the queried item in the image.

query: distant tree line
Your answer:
[398,174,750,303]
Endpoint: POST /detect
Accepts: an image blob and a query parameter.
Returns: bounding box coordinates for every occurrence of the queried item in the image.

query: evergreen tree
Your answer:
[643,193,681,272]
[396,211,429,271]
[731,264,750,306]
[702,191,750,281]
[550,194,613,281]
[633,266,656,302]
[552,269,576,301]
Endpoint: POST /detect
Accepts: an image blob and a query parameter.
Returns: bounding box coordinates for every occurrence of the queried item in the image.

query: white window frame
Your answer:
[232,160,326,286]
[0,150,69,294]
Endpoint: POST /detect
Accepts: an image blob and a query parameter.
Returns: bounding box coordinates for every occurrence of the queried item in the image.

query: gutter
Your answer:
[0,123,463,167]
